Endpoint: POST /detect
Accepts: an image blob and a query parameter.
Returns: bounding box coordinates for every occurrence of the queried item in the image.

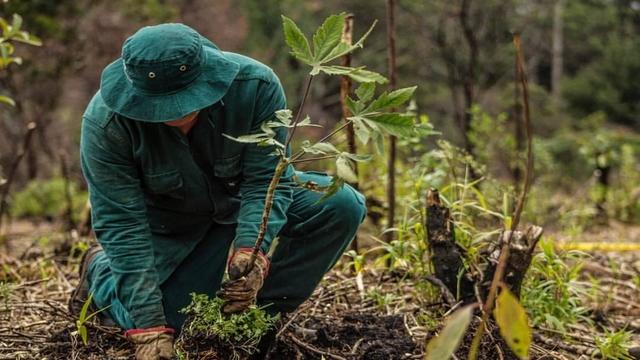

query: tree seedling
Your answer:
[226,11,434,274]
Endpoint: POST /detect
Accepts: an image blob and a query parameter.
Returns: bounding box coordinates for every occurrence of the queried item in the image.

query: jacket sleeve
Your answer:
[233,72,295,253]
[80,114,166,329]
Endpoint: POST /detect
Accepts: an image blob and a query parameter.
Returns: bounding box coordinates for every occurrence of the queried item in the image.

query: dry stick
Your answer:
[340,14,359,254]
[467,34,534,360]
[0,122,37,234]
[385,0,398,244]
[59,152,76,233]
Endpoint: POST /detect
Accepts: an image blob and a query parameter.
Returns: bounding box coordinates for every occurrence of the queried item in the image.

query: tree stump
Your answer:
[425,188,543,302]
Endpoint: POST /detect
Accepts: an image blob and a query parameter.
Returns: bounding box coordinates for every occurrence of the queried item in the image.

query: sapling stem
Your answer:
[246,160,289,273]
[467,33,534,360]
[284,75,314,149]
[245,74,315,273]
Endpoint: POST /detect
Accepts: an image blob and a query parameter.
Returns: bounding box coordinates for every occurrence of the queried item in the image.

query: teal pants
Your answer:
[86,171,366,330]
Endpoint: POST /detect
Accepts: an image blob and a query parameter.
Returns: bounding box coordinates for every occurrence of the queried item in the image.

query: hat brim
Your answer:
[100,45,240,123]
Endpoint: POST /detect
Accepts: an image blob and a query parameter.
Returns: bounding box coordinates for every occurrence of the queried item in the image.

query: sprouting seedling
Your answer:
[224,12,437,274]
[74,292,112,345]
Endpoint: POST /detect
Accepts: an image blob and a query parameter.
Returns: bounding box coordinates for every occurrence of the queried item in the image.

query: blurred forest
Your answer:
[0,0,638,236]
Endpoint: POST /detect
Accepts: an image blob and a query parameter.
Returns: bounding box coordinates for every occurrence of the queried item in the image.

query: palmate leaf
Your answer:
[355,82,376,102]
[312,13,346,62]
[318,176,345,202]
[317,20,377,64]
[364,113,416,137]
[302,142,340,155]
[315,65,387,83]
[366,86,417,112]
[281,15,313,64]
[336,155,357,183]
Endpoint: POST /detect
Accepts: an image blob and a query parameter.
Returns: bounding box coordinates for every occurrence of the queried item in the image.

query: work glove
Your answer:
[218,247,270,313]
[124,326,175,360]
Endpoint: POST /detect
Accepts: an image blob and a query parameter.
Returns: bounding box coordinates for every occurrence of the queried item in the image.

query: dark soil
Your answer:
[39,325,131,360]
[453,320,519,360]
[269,313,419,360]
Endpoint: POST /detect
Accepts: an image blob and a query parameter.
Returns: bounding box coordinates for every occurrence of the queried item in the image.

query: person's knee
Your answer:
[326,185,367,233]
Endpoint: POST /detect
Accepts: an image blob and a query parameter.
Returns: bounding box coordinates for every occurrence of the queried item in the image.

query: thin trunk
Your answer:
[0,122,37,234]
[513,41,524,186]
[60,152,77,233]
[385,0,397,243]
[551,0,565,100]
[459,0,478,158]
[340,14,359,253]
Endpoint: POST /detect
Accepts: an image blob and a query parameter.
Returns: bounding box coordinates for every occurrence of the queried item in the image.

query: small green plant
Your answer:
[595,328,634,360]
[0,281,14,310]
[74,292,111,345]
[178,293,279,355]
[521,239,589,332]
[366,287,398,312]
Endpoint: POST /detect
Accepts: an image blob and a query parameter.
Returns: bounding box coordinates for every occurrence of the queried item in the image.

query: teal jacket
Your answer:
[80,52,295,328]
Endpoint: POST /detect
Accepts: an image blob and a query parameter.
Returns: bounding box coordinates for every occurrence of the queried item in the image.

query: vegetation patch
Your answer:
[176,293,280,359]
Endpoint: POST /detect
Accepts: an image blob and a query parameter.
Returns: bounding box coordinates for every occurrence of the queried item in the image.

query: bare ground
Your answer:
[0,227,639,359]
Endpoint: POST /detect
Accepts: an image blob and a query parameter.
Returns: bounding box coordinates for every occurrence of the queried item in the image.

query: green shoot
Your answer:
[595,328,634,360]
[75,292,112,346]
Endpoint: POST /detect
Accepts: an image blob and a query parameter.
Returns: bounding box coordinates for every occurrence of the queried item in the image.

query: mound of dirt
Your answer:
[270,313,419,360]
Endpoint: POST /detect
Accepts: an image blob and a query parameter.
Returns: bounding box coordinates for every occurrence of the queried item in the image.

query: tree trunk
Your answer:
[340,14,358,253]
[385,0,398,243]
[551,0,565,100]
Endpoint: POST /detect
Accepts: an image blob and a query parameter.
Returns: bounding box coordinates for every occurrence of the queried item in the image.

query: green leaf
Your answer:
[345,95,363,115]
[355,82,376,102]
[297,115,321,127]
[78,322,88,345]
[275,109,292,125]
[364,113,416,137]
[317,65,387,83]
[0,95,15,107]
[79,292,94,323]
[318,20,377,64]
[0,18,8,36]
[352,119,371,145]
[11,14,22,33]
[281,15,313,64]
[367,86,417,112]
[318,176,345,202]
[223,133,269,143]
[336,156,357,183]
[312,13,346,62]
[425,305,473,360]
[304,142,340,155]
[342,152,371,162]
[494,286,532,360]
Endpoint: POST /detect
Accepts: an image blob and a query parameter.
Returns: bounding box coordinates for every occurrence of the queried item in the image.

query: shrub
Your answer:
[10,176,87,222]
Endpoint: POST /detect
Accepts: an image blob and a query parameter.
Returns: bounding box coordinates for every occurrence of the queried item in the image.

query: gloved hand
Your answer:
[218,247,270,313]
[124,326,175,360]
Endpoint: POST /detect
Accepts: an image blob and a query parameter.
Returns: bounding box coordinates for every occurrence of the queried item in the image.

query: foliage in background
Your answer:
[10,176,87,222]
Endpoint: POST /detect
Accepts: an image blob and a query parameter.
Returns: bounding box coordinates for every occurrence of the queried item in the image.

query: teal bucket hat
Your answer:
[100,23,239,122]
